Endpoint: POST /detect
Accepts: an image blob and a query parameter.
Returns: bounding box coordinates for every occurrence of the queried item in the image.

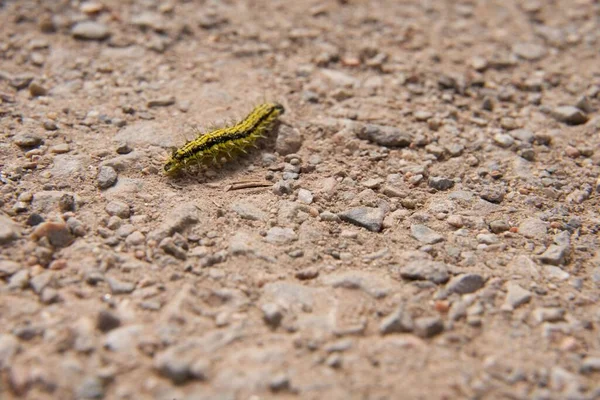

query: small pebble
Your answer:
[97,166,118,189]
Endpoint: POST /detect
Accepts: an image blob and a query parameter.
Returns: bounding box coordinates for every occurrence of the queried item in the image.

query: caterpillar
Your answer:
[164,102,285,175]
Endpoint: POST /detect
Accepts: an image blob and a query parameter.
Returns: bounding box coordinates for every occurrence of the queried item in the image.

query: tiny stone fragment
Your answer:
[379,307,413,334]
[96,310,121,332]
[551,106,588,125]
[147,96,176,108]
[410,224,444,244]
[261,303,283,328]
[428,177,454,191]
[414,316,444,338]
[72,21,111,40]
[503,283,532,309]
[445,274,485,294]
[31,221,74,247]
[97,166,118,189]
[106,277,135,294]
[357,124,412,147]
[399,260,449,284]
[338,207,385,232]
[276,125,303,155]
[105,201,130,219]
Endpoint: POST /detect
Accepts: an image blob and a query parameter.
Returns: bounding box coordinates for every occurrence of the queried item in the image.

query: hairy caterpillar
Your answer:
[164,102,285,175]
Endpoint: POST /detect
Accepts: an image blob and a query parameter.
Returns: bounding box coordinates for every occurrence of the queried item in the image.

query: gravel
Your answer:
[2,1,600,398]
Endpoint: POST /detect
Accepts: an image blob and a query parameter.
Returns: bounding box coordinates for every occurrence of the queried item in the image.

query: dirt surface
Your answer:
[1,0,600,399]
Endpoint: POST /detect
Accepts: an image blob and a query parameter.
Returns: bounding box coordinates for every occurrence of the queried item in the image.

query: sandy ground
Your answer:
[1,0,600,399]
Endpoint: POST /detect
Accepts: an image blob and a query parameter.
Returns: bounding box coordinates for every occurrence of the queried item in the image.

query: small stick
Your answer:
[225,181,272,191]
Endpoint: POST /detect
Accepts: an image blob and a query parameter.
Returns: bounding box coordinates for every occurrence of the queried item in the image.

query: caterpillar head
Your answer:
[272,103,285,116]
[164,148,181,175]
[163,159,179,175]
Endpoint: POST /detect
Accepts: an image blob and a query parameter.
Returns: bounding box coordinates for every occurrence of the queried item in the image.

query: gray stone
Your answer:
[379,307,413,334]
[97,166,118,189]
[272,179,293,195]
[159,237,187,260]
[493,133,514,148]
[295,267,319,280]
[76,376,105,399]
[410,224,444,244]
[229,231,259,255]
[518,218,548,240]
[131,12,167,31]
[338,207,385,232]
[261,303,283,328]
[31,221,73,247]
[0,215,20,245]
[31,191,78,214]
[357,124,413,147]
[155,353,192,384]
[513,42,547,60]
[509,129,534,143]
[321,69,357,87]
[551,106,588,125]
[50,155,86,181]
[96,310,121,332]
[399,260,449,284]
[269,373,291,392]
[106,277,135,294]
[480,188,505,204]
[321,271,392,298]
[72,21,110,40]
[428,177,455,191]
[28,81,47,96]
[489,220,510,233]
[580,358,600,374]
[30,272,53,294]
[40,288,61,304]
[230,201,267,221]
[13,132,43,148]
[265,227,296,244]
[477,233,499,245]
[105,201,130,219]
[275,125,303,155]
[297,189,313,204]
[539,245,568,266]
[0,260,20,278]
[592,267,600,285]
[0,334,20,368]
[104,325,143,352]
[532,307,565,323]
[543,265,570,281]
[43,120,58,131]
[147,96,176,108]
[414,316,444,338]
[445,274,485,294]
[148,203,199,242]
[504,283,532,309]
[8,270,30,290]
[125,231,145,246]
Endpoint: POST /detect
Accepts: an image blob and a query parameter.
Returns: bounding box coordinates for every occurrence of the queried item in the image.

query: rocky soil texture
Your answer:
[1,0,600,399]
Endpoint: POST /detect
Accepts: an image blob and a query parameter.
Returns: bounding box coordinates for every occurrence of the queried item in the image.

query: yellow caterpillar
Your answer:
[164,102,285,175]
